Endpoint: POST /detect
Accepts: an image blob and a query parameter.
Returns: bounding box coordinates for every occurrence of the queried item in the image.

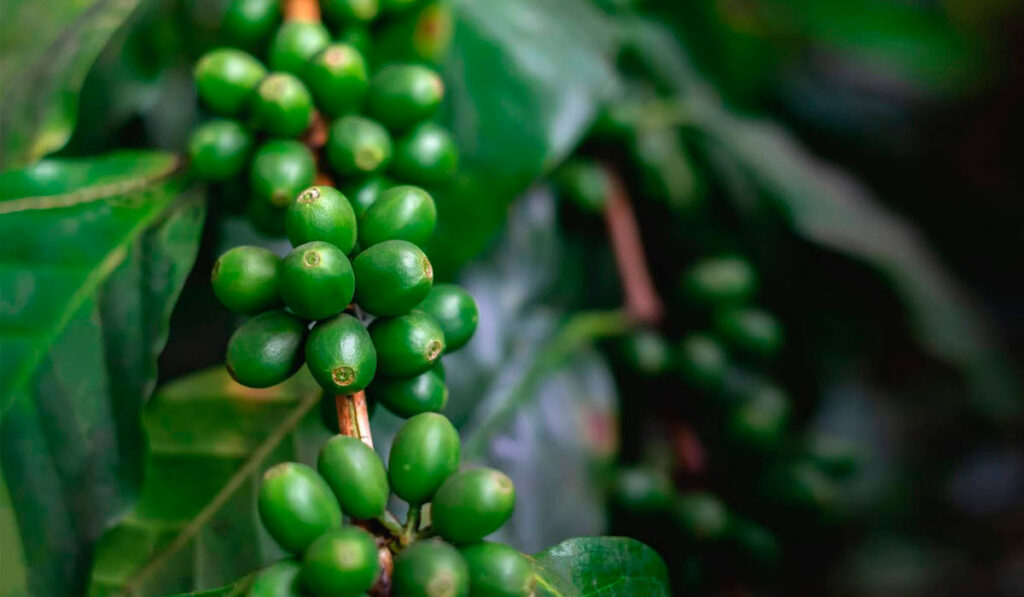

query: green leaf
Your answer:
[163,576,253,597]
[623,18,1022,423]
[429,0,618,274]
[0,475,29,597]
[532,536,671,596]
[88,367,329,597]
[0,150,203,596]
[0,0,144,168]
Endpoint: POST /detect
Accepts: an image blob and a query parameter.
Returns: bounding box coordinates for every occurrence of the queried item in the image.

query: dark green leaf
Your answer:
[0,150,203,596]
[0,0,144,168]
[429,0,619,274]
[532,536,671,596]
[88,367,329,596]
[623,18,1022,423]
[63,0,201,156]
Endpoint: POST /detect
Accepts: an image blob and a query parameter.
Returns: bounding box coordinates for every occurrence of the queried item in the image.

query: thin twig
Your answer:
[283,0,320,21]
[602,164,664,325]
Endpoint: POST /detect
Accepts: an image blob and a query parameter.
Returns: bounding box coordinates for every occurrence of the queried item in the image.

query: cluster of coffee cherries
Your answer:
[211,181,475,417]
[251,412,534,596]
[187,0,456,235]
[609,256,856,561]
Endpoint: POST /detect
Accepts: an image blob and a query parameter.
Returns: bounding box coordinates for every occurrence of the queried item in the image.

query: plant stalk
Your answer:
[283,0,319,21]
[335,391,374,448]
[602,164,664,325]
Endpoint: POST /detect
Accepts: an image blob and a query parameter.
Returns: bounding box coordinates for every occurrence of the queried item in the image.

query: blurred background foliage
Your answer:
[1,0,1022,595]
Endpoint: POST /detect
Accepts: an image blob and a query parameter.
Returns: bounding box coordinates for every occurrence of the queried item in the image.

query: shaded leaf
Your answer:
[623,18,1022,423]
[88,368,329,596]
[429,0,619,274]
[532,536,671,596]
[0,0,144,168]
[0,151,203,597]
[63,0,200,156]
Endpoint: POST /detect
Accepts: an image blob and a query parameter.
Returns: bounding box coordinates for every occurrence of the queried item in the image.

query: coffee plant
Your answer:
[2,0,1021,596]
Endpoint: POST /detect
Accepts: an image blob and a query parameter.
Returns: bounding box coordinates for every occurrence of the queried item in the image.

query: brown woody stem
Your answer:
[335,392,374,449]
[602,164,665,325]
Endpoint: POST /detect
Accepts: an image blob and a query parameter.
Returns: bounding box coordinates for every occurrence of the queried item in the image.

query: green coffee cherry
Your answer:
[251,73,314,137]
[610,466,674,514]
[326,115,393,176]
[306,314,377,393]
[304,43,369,117]
[248,559,303,597]
[416,284,478,352]
[367,64,444,131]
[460,542,534,597]
[727,517,779,566]
[278,241,354,320]
[370,365,447,418]
[714,307,784,358]
[222,0,281,50]
[257,462,341,553]
[676,334,728,391]
[211,245,281,315]
[341,175,391,219]
[432,468,515,544]
[195,48,266,116]
[188,119,253,180]
[555,159,610,213]
[225,310,306,388]
[358,185,436,247]
[369,311,445,378]
[388,412,460,504]
[301,527,380,597]
[726,383,790,451]
[317,435,389,519]
[673,492,729,541]
[682,256,757,306]
[390,122,458,185]
[286,186,359,255]
[352,240,433,316]
[249,139,317,210]
[268,21,331,76]
[618,329,671,376]
[392,540,469,597]
[321,0,379,23]
[370,2,453,66]
[761,461,837,512]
